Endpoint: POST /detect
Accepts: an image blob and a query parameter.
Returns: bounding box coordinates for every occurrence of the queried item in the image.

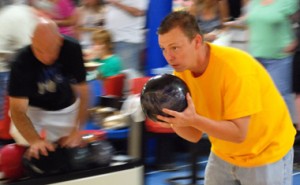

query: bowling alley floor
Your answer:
[144,150,300,185]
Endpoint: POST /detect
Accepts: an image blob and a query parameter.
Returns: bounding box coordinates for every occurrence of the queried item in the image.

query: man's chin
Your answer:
[173,67,185,72]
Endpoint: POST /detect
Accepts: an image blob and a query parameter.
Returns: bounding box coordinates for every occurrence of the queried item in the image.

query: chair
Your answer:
[87,79,103,107]
[103,73,126,97]
[166,139,209,185]
[0,96,14,145]
[144,118,177,170]
[130,77,150,95]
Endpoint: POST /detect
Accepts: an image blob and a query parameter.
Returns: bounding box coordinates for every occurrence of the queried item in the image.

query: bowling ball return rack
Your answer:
[5,156,143,185]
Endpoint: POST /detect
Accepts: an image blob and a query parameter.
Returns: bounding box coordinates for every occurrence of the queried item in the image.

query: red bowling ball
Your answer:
[0,144,27,180]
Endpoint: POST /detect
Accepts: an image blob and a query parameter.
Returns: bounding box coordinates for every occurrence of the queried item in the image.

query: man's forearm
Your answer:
[75,83,89,129]
[172,126,203,143]
[10,112,41,144]
[110,1,145,16]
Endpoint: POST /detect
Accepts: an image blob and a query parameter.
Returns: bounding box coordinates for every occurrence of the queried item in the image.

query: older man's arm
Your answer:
[9,97,55,159]
[59,82,89,147]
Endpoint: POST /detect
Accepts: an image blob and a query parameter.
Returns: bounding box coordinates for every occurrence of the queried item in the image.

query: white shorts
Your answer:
[10,99,79,145]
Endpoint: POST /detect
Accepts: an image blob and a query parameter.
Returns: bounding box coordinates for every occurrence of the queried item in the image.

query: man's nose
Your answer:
[164,50,175,61]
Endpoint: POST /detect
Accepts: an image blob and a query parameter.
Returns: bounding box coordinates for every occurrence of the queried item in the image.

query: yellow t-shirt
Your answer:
[174,43,296,167]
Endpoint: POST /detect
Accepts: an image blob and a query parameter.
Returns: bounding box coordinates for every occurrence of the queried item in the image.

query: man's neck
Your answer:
[192,43,210,77]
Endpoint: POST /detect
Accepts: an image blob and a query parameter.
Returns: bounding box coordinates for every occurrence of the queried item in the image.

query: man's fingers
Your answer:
[161,108,179,118]
[46,143,55,152]
[60,137,82,148]
[186,93,193,106]
[156,115,169,123]
[155,119,172,127]
[30,148,40,160]
[39,147,49,157]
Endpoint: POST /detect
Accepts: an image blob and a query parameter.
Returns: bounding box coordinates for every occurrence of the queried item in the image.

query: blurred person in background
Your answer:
[83,29,123,81]
[226,0,249,21]
[76,0,106,49]
[31,0,78,38]
[0,4,39,143]
[104,0,148,75]
[292,5,300,134]
[189,0,229,42]
[245,0,299,126]
[0,0,30,6]
[226,0,299,125]
[91,29,123,80]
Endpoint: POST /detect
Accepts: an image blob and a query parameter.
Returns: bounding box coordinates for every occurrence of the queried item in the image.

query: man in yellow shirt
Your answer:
[156,11,296,185]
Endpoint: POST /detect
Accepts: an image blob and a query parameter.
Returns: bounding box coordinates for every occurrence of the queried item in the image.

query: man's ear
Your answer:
[194,34,203,49]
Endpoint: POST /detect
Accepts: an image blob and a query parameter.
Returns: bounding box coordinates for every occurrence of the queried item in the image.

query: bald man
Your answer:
[8,18,89,159]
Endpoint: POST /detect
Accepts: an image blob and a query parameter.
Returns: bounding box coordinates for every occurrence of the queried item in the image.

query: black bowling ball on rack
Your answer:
[88,140,115,168]
[22,138,115,177]
[22,147,70,177]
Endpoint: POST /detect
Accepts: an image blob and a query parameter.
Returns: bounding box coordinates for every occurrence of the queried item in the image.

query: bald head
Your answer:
[31,18,62,65]
[33,18,59,39]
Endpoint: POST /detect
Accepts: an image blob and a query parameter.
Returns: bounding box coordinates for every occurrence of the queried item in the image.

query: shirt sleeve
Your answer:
[64,40,86,84]
[280,0,299,16]
[8,54,34,97]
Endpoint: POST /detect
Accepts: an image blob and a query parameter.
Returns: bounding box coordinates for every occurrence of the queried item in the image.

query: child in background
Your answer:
[91,29,122,79]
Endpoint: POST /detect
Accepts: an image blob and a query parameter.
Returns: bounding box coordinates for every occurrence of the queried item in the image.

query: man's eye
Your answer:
[172,46,179,51]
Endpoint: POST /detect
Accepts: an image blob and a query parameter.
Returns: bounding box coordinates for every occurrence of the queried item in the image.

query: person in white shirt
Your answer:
[104,0,148,74]
[0,4,38,140]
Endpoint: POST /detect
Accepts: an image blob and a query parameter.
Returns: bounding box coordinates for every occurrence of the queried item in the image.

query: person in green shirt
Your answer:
[245,0,299,126]
[91,29,123,79]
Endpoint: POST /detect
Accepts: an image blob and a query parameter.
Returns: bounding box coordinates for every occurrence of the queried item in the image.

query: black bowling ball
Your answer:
[22,147,69,177]
[65,146,91,171]
[88,140,114,167]
[140,74,190,122]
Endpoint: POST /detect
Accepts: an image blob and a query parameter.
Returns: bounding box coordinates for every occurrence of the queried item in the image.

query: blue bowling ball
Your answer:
[140,74,190,122]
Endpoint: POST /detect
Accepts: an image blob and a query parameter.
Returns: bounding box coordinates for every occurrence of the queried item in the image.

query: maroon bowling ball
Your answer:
[0,144,27,180]
[140,74,190,122]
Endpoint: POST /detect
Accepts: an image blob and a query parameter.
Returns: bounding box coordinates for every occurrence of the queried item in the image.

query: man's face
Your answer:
[158,27,197,72]
[31,34,61,65]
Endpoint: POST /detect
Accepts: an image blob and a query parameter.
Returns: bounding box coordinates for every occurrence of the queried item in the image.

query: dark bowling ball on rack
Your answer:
[140,73,190,122]
[22,147,69,177]
[65,146,91,171]
[88,140,115,168]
